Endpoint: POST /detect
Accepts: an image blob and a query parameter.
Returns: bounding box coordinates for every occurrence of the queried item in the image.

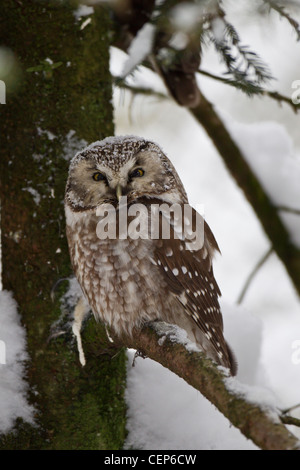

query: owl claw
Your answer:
[132,349,148,367]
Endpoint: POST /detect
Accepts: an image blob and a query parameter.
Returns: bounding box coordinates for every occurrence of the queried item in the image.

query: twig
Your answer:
[280,415,300,428]
[199,69,300,113]
[282,403,300,415]
[267,91,300,114]
[277,205,300,215]
[237,248,273,304]
[263,0,300,40]
[115,72,300,116]
[113,78,168,101]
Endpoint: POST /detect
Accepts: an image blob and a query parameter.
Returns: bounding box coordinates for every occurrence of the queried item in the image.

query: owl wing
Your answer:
[152,206,236,375]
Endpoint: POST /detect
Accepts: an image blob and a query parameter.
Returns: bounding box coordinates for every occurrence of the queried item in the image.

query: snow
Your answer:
[226,118,300,248]
[62,129,88,162]
[73,4,94,20]
[22,187,41,206]
[37,126,56,141]
[121,23,156,78]
[151,321,201,353]
[0,291,35,433]
[125,346,258,449]
[210,17,227,44]
[224,376,280,424]
[170,2,209,33]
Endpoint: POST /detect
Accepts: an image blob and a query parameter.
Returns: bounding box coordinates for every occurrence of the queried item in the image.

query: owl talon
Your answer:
[132,349,148,367]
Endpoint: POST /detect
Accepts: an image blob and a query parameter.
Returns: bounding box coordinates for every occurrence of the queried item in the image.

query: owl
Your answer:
[65,136,237,375]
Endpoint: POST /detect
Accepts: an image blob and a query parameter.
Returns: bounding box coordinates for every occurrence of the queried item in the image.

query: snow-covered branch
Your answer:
[117,322,300,450]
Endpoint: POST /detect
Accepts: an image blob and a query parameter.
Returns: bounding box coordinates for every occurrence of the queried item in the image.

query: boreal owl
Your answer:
[65,135,237,375]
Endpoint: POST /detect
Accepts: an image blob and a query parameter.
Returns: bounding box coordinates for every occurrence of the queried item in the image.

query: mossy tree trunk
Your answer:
[0,0,127,450]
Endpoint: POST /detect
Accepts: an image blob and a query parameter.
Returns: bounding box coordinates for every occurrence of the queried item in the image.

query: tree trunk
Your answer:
[0,0,127,450]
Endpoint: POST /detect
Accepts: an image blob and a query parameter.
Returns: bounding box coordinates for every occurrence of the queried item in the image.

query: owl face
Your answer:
[65,136,188,211]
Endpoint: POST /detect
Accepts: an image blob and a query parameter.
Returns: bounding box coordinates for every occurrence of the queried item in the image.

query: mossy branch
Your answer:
[114,322,300,450]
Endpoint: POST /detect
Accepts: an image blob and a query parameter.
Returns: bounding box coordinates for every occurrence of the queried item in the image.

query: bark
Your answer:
[0,1,127,450]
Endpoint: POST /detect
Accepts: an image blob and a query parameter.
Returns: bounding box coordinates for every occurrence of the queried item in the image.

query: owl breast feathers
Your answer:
[65,135,237,375]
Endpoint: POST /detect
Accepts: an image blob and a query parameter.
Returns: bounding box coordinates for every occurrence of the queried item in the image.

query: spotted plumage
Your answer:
[65,135,237,375]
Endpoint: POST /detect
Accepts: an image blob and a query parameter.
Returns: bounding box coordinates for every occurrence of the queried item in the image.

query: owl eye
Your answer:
[92,172,106,182]
[130,168,145,178]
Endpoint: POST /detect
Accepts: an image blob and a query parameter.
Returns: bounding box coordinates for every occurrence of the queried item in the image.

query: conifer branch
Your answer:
[209,15,273,95]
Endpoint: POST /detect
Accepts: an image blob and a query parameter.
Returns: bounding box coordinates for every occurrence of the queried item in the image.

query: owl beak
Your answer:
[116,183,122,202]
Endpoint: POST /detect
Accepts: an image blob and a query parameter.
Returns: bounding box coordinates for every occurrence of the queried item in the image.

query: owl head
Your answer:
[65,135,188,211]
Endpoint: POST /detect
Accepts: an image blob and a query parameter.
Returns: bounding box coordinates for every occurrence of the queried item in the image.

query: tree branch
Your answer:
[190,91,300,298]
[114,322,300,450]
[277,205,300,216]
[280,415,300,428]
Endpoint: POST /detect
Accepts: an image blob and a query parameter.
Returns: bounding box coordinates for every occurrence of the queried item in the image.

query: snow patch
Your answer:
[62,130,88,162]
[73,4,94,20]
[121,23,156,78]
[224,376,280,422]
[0,291,35,433]
[22,187,41,205]
[152,321,201,353]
